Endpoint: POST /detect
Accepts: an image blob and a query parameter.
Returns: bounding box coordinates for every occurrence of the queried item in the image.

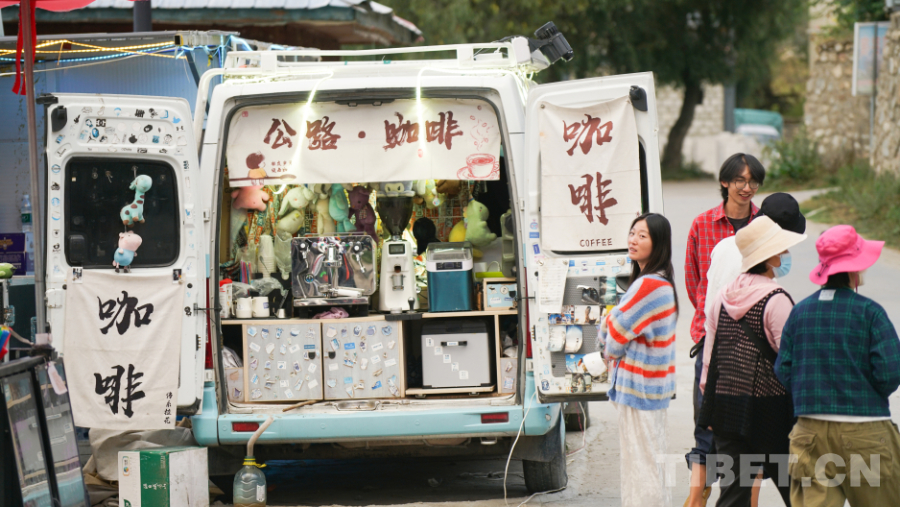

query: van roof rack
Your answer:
[223,41,535,73]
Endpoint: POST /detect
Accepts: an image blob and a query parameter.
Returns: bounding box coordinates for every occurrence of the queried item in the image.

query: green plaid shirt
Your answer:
[776,288,900,417]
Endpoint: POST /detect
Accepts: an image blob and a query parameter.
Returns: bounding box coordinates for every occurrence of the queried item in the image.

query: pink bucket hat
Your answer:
[810,225,884,285]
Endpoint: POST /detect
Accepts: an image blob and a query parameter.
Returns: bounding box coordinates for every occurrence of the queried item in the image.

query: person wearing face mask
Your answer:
[698,216,806,506]
[775,225,900,506]
[695,193,807,505]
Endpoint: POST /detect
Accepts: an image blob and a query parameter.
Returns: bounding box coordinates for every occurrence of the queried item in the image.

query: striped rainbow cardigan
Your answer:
[603,274,677,410]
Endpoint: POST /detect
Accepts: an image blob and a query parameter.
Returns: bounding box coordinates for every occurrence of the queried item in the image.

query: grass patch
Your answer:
[798,162,900,250]
[661,161,715,181]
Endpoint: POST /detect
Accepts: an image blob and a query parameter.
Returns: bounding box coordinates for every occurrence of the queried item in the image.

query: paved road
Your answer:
[221,181,900,507]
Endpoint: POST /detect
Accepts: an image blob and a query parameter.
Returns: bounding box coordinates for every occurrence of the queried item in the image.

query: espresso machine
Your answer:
[376,193,419,313]
[291,234,376,316]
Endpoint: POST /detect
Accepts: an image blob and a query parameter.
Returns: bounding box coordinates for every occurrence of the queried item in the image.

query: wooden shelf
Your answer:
[222,311,518,325]
[222,315,392,325]
[405,386,495,396]
[421,309,518,318]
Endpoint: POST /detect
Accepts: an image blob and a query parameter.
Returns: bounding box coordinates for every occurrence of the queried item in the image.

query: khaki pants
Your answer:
[789,417,900,506]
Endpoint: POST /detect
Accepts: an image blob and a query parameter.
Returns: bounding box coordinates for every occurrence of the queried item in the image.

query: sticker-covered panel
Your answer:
[532,254,630,398]
[244,323,323,402]
[322,320,402,400]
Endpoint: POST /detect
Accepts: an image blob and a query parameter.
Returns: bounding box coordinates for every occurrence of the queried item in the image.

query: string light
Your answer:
[0,45,178,64]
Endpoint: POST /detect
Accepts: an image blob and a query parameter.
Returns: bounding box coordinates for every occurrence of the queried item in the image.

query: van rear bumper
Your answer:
[192,373,558,446]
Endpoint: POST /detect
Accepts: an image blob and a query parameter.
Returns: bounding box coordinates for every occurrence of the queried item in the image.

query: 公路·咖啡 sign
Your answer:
[226,98,502,186]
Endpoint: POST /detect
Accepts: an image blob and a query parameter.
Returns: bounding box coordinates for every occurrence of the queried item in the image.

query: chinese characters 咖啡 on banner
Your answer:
[539,95,642,252]
[65,271,183,430]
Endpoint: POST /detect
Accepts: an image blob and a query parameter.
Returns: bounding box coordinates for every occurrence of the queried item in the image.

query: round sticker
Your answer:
[353,325,362,336]
[367,326,376,336]
[381,326,392,336]
[51,211,61,221]
[51,197,60,207]
[132,122,141,132]
[51,164,61,174]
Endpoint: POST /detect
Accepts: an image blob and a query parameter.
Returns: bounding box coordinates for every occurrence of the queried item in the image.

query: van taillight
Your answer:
[205,337,214,370]
[481,413,509,424]
[232,422,260,432]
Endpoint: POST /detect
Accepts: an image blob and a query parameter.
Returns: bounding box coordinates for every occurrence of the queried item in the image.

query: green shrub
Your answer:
[836,162,900,234]
[764,128,822,182]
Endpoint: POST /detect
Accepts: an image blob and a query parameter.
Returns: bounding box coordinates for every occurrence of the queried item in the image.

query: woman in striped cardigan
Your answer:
[602,212,679,507]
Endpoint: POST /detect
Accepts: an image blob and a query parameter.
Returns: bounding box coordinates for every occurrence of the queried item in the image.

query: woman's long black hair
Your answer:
[628,212,679,313]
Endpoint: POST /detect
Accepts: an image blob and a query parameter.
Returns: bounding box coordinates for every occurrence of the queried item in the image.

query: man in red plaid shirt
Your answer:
[684,153,765,507]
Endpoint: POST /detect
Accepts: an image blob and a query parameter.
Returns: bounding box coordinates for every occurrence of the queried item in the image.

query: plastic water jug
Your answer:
[233,456,267,507]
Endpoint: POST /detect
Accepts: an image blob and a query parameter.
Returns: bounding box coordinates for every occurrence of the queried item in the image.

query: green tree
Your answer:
[819,0,888,32]
[394,0,807,173]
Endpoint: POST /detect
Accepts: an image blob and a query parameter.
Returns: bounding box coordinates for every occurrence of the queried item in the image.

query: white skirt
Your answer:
[615,402,672,507]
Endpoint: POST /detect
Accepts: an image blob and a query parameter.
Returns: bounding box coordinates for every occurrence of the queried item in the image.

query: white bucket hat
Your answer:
[736,216,807,273]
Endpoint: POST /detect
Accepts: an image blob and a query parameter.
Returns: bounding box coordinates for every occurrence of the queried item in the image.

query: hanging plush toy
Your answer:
[278,185,315,216]
[348,185,377,238]
[465,200,497,248]
[120,175,152,226]
[329,184,354,232]
[421,180,445,209]
[232,185,269,212]
[275,210,304,235]
[312,184,335,234]
[0,263,14,278]
[113,231,142,273]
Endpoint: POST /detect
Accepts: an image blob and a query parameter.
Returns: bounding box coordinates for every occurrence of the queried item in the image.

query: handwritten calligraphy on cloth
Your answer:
[226,99,501,187]
[539,96,642,252]
[65,271,183,430]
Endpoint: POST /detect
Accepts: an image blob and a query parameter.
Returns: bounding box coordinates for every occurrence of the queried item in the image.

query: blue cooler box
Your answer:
[426,242,474,312]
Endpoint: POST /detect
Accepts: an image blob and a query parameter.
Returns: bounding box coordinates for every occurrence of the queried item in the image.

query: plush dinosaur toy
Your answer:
[329,184,354,232]
[120,175,152,226]
[464,199,497,248]
[348,185,377,238]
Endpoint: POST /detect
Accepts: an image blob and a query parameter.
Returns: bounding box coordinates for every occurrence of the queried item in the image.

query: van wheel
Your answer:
[564,402,590,431]
[522,419,568,493]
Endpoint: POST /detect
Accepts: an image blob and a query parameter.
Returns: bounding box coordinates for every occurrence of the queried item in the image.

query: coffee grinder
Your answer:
[376,192,419,313]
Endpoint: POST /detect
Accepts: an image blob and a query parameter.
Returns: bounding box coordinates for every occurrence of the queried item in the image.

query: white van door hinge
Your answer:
[202,209,211,222]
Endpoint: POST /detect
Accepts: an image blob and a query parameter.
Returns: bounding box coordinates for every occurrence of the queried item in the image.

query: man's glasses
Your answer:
[731,179,760,190]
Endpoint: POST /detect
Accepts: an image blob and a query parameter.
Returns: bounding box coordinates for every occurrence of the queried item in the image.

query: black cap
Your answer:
[757,193,806,234]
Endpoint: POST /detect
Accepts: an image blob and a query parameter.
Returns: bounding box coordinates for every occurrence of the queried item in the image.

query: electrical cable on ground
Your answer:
[565,402,587,463]
[504,390,537,505]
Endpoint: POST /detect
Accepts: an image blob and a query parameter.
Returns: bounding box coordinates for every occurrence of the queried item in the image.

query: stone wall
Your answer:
[805,36,872,166]
[872,12,900,175]
[656,83,725,148]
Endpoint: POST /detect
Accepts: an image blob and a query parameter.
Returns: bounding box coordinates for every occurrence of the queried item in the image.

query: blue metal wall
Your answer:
[0,48,216,233]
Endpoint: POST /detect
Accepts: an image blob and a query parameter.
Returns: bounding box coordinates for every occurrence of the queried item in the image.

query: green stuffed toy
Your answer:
[0,263,14,279]
[464,200,497,256]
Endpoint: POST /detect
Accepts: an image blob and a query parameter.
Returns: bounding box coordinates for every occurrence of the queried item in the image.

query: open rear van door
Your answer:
[42,94,206,414]
[522,72,663,403]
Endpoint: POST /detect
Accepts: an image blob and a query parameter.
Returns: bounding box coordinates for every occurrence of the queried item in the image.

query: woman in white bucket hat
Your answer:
[698,216,806,506]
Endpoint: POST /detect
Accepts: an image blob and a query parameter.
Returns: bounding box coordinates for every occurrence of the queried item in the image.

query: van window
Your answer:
[64,159,179,268]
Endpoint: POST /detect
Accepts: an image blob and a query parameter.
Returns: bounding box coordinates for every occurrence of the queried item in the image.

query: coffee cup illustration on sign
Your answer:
[457,153,499,180]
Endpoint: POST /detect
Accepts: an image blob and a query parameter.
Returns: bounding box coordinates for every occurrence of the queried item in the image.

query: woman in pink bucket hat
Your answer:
[776,225,900,506]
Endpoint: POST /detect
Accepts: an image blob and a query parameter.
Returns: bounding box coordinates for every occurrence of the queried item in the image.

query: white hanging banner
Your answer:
[539,95,642,252]
[64,271,183,430]
[226,98,502,186]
